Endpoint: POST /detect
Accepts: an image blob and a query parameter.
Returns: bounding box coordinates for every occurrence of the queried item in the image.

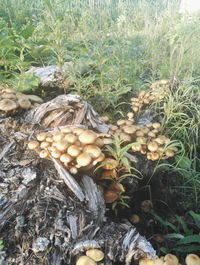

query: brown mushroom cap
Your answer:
[2,93,16,99]
[26,94,43,103]
[60,153,73,164]
[76,153,92,167]
[119,133,132,142]
[131,144,142,152]
[155,137,165,145]
[56,140,69,151]
[148,131,156,138]
[86,249,104,262]
[36,132,47,142]
[185,254,200,265]
[117,119,126,126]
[152,122,161,130]
[76,256,97,265]
[95,138,104,147]
[18,98,32,109]
[132,107,139,112]
[39,150,49,158]
[0,99,18,111]
[28,141,40,150]
[127,112,134,119]
[135,130,145,137]
[46,136,53,143]
[151,152,160,161]
[165,149,174,158]
[136,137,147,143]
[122,125,137,134]
[129,214,140,224]
[67,145,81,157]
[141,200,153,212]
[102,158,118,170]
[104,190,118,203]
[79,130,97,145]
[148,141,159,152]
[83,145,101,158]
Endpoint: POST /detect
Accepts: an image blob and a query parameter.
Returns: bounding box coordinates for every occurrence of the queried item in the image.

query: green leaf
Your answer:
[42,0,53,13]
[21,25,35,39]
[165,233,184,239]
[188,211,200,229]
[174,245,200,253]
[175,215,193,235]
[176,235,200,245]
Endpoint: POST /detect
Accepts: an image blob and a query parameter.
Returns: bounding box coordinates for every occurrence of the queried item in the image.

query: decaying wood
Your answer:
[0,95,156,264]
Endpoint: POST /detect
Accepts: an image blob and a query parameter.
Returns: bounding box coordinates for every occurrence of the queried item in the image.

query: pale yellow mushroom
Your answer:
[152,122,161,130]
[79,130,97,145]
[64,133,77,144]
[51,150,62,159]
[122,125,137,134]
[55,140,69,152]
[69,166,78,175]
[60,127,72,134]
[164,254,179,265]
[83,145,101,158]
[117,119,126,126]
[40,141,51,149]
[60,153,73,164]
[18,98,32,109]
[86,249,104,262]
[28,141,39,150]
[129,214,140,224]
[76,256,97,265]
[0,99,18,111]
[147,142,159,152]
[131,144,142,152]
[135,130,145,137]
[53,132,64,142]
[76,153,92,167]
[67,145,81,157]
[36,132,47,142]
[185,254,200,265]
[139,258,153,265]
[39,150,49,159]
[165,149,174,158]
[93,153,105,165]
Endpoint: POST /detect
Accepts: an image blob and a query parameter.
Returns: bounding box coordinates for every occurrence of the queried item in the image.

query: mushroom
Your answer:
[76,153,92,167]
[153,257,164,265]
[185,254,200,265]
[155,137,165,145]
[83,145,101,158]
[67,145,81,157]
[46,136,53,143]
[18,98,32,109]
[26,94,43,103]
[39,150,49,159]
[151,152,160,161]
[141,200,153,212]
[139,258,153,265]
[79,130,97,145]
[76,256,97,265]
[40,141,51,149]
[28,141,40,150]
[100,115,109,122]
[93,153,105,165]
[2,93,16,99]
[164,254,179,265]
[148,132,156,138]
[102,158,118,170]
[86,249,104,262]
[60,127,72,134]
[129,214,140,224]
[51,149,61,159]
[138,90,146,97]
[0,99,18,111]
[131,144,142,152]
[101,169,117,179]
[165,149,174,158]
[122,125,137,134]
[73,127,84,136]
[53,132,64,142]
[152,122,161,130]
[125,120,134,125]
[132,107,139,112]
[127,112,134,119]
[147,141,159,152]
[56,140,69,151]
[95,138,104,147]
[102,138,113,145]
[135,130,145,137]
[104,190,118,203]
[119,133,132,142]
[36,132,47,142]
[64,133,77,144]
[117,119,126,126]
[69,166,78,175]
[60,153,73,164]
[136,137,147,143]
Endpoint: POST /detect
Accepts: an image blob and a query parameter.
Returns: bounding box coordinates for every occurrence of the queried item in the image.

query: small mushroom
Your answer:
[131,144,142,152]
[51,149,62,159]
[79,130,97,144]
[18,98,32,109]
[28,141,40,150]
[185,254,200,265]
[2,93,16,99]
[117,119,126,126]
[39,150,49,158]
[100,115,109,122]
[86,249,104,262]
[129,214,140,224]
[40,141,50,149]
[101,169,117,179]
[141,200,153,212]
[102,158,118,170]
[73,127,84,136]
[147,141,159,152]
[0,99,18,112]
[122,125,137,134]
[148,131,156,138]
[64,133,78,144]
[165,149,174,158]
[69,166,78,175]
[164,254,179,265]
[93,153,105,165]
[76,256,97,265]
[56,140,69,152]
[152,122,161,130]
[83,145,101,158]
[26,94,43,103]
[36,132,47,142]
[60,154,73,164]
[53,132,64,142]
[67,145,81,157]
[127,112,134,119]
[76,153,92,167]
[104,190,118,203]
[60,127,72,134]
[139,258,153,265]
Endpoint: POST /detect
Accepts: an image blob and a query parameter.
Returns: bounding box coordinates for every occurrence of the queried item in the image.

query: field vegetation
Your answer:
[0,0,200,259]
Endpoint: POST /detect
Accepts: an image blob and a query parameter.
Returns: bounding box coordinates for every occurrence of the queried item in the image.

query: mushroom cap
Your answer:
[60,153,73,163]
[160,79,169,85]
[102,158,118,170]
[60,127,72,134]
[46,136,53,143]
[102,138,113,145]
[122,125,137,134]
[125,120,134,125]
[146,123,153,128]
[164,254,179,265]
[138,90,146,97]
[148,141,159,152]
[76,153,92,167]
[2,93,16,99]
[36,132,47,142]
[51,149,61,158]
[40,141,50,149]
[56,140,69,151]
[53,132,65,142]
[69,167,78,175]
[131,144,142,152]
[28,141,40,150]
[132,107,139,112]
[119,133,132,142]
[26,94,43,103]
[152,122,161,130]
[64,133,77,144]
[185,254,200,265]
[117,119,126,126]
[73,127,84,135]
[83,145,101,158]
[18,98,32,109]
[151,152,160,161]
[153,257,164,265]
[67,145,81,157]
[135,130,145,137]
[95,138,104,147]
[155,137,165,145]
[86,249,104,262]
[100,115,109,122]
[127,112,134,118]
[39,150,49,158]
[129,214,140,224]
[93,153,105,165]
[104,190,118,203]
[79,130,97,145]
[139,258,153,265]
[142,127,150,134]
[76,256,97,265]
[101,169,117,179]
[148,132,156,138]
[141,200,153,212]
[0,99,18,111]
[165,149,174,157]
[136,137,147,143]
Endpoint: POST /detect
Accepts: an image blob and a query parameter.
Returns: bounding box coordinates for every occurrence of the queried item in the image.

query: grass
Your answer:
[0,0,200,256]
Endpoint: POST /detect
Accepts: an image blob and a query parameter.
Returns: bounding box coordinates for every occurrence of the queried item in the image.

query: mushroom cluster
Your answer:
[0,88,43,113]
[139,253,200,265]
[107,121,178,161]
[27,127,106,175]
[76,249,104,265]
[149,79,170,90]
